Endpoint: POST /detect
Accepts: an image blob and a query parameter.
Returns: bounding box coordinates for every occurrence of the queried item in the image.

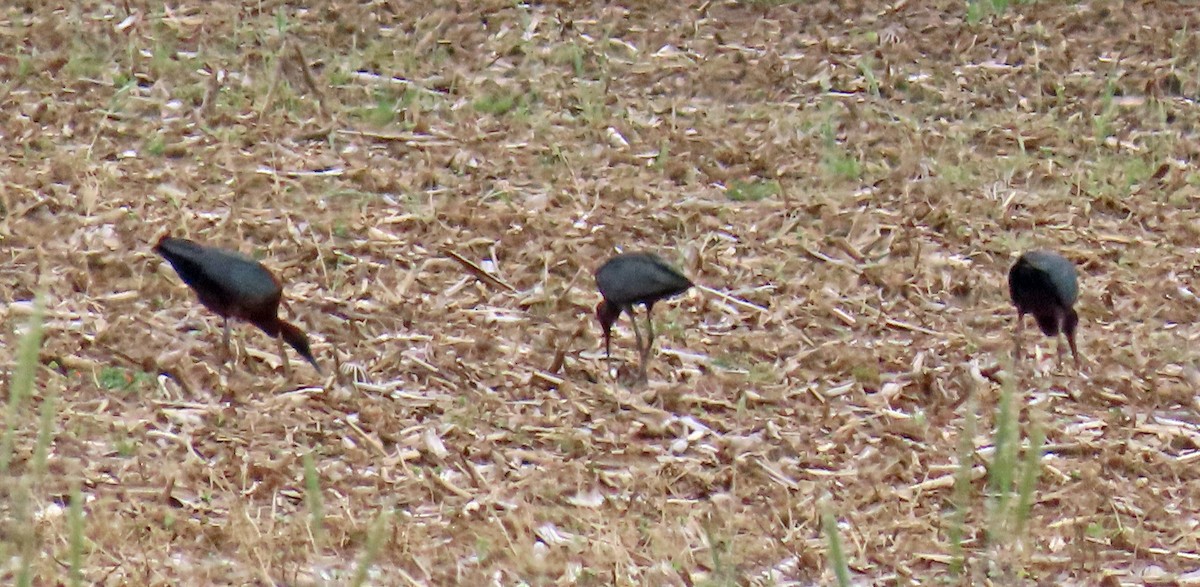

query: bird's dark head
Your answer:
[595,300,620,331]
[595,300,621,356]
[152,235,172,256]
[279,321,321,374]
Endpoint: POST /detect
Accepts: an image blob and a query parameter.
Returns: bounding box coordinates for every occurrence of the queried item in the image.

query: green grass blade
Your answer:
[821,505,851,587]
[350,502,393,587]
[69,481,85,587]
[1014,416,1045,536]
[32,378,58,476]
[1,295,45,474]
[950,385,979,576]
[988,373,1019,543]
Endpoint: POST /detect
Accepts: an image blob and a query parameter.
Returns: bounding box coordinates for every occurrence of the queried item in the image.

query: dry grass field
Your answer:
[3,0,1200,585]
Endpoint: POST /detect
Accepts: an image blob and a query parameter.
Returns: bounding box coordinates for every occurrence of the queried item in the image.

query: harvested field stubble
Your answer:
[2,0,1200,585]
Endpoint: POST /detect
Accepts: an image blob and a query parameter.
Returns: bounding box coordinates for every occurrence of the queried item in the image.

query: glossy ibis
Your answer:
[595,252,694,380]
[1008,250,1079,367]
[153,236,320,374]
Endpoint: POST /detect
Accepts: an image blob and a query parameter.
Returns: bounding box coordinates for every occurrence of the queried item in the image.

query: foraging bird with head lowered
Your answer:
[1008,250,1079,367]
[153,236,320,374]
[594,251,694,381]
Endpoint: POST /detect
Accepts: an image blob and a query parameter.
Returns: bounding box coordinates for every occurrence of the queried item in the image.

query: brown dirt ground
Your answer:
[2,0,1200,585]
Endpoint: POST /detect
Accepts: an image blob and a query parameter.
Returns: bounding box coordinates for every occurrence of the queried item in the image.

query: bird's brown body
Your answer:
[154,236,320,373]
[594,252,693,380]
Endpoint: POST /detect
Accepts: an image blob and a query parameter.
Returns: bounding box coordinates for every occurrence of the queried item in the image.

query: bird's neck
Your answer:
[253,317,282,337]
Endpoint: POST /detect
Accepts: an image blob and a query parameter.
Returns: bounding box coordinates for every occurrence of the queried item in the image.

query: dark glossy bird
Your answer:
[595,252,694,381]
[154,236,320,374]
[1008,250,1079,367]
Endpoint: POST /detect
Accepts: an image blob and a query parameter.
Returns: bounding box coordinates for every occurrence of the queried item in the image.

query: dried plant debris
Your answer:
[1,1,1199,584]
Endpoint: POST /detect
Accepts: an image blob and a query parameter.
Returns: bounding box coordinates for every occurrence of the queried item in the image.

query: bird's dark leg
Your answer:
[625,307,647,382]
[1013,312,1024,364]
[223,317,232,365]
[277,335,291,377]
[642,305,657,375]
[645,304,657,354]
